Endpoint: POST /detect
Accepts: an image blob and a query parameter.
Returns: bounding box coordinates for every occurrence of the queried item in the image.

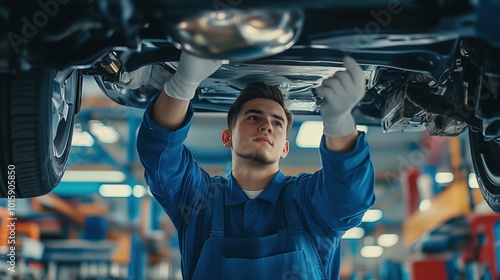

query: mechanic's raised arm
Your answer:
[137,52,221,226]
[152,52,222,129]
[294,56,374,231]
[314,56,366,152]
[295,133,375,233]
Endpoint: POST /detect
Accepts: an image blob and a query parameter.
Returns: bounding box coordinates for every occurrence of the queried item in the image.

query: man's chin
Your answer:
[236,152,276,166]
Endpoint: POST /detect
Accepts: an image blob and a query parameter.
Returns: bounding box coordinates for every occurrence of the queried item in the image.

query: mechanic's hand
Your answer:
[120,64,172,91]
[164,51,222,101]
[314,56,366,137]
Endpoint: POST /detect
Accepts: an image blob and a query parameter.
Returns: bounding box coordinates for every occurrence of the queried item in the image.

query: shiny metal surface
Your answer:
[168,8,304,61]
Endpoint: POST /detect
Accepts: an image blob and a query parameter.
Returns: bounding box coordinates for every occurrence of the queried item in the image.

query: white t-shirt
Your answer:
[242,189,264,199]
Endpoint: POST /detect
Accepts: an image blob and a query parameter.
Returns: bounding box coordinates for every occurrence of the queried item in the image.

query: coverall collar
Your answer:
[225,171,287,206]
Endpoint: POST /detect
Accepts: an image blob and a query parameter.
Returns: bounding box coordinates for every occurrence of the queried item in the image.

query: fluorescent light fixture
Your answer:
[61,170,126,183]
[417,174,434,200]
[71,130,95,147]
[377,234,399,247]
[356,125,369,133]
[419,198,431,211]
[362,209,383,222]
[89,120,120,144]
[435,172,454,184]
[342,227,365,239]
[296,121,369,148]
[133,185,147,198]
[468,173,479,189]
[99,184,132,197]
[360,245,384,258]
[296,121,323,148]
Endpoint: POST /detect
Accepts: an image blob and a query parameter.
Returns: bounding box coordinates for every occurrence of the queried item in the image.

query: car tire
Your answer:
[0,69,79,198]
[469,129,500,213]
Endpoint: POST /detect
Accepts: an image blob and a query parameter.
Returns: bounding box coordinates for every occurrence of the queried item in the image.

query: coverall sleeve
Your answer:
[294,131,376,233]
[136,97,210,228]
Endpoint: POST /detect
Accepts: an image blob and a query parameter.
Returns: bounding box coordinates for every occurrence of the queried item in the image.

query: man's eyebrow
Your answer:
[243,109,285,122]
[243,109,264,116]
[271,114,285,123]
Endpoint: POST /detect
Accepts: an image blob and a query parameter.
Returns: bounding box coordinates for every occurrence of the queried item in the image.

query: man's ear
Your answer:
[281,140,290,158]
[222,129,232,147]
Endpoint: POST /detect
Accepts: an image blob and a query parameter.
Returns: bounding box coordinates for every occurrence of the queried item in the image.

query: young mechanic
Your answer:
[136,52,375,280]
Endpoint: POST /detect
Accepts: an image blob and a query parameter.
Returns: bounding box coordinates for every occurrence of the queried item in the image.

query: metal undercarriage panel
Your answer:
[198,62,375,112]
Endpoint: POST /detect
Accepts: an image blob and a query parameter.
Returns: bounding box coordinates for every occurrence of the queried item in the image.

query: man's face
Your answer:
[222,98,289,165]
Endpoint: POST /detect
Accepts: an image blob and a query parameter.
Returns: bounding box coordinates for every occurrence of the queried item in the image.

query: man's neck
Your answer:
[232,162,279,191]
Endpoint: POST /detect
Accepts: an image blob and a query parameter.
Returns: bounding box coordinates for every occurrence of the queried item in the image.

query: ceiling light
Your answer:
[133,185,147,198]
[377,234,399,247]
[468,173,479,189]
[296,121,323,148]
[417,174,434,200]
[296,121,369,148]
[356,125,369,133]
[419,199,431,211]
[360,245,384,258]
[342,227,365,239]
[61,170,126,183]
[89,120,120,144]
[71,130,94,147]
[99,184,132,197]
[362,209,383,222]
[435,172,454,184]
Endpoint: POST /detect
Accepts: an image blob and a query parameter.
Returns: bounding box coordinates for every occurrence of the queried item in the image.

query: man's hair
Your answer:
[227,82,293,135]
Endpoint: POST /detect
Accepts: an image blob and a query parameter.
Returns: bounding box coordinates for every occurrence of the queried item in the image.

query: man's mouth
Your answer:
[254,137,272,145]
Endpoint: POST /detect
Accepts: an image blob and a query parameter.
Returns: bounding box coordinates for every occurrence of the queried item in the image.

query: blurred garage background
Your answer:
[0,76,496,280]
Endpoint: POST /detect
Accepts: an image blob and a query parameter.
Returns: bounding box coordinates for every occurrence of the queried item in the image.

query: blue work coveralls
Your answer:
[137,100,375,279]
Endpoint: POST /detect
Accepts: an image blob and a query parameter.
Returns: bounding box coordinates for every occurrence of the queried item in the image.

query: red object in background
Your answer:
[402,168,421,215]
[462,214,500,279]
[410,258,448,280]
[421,133,448,166]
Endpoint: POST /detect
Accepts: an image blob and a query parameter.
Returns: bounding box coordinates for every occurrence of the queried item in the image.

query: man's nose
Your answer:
[259,120,273,133]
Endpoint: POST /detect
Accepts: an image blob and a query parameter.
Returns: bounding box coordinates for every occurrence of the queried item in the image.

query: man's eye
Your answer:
[274,122,283,127]
[248,116,258,121]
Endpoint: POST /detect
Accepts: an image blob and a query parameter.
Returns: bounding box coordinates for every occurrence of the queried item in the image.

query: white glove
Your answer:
[120,64,172,90]
[164,51,222,101]
[314,56,366,137]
